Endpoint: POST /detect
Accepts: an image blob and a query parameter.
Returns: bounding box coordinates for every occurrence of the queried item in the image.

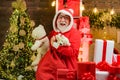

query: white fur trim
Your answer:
[53,9,74,33]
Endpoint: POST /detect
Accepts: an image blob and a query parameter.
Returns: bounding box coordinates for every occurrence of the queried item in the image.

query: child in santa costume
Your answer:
[36,8,81,80]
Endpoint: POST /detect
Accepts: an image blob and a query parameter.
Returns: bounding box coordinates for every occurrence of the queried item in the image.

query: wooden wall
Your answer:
[83,0,120,13]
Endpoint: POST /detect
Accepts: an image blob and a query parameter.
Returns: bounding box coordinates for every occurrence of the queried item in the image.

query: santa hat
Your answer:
[53,8,74,33]
[32,25,46,39]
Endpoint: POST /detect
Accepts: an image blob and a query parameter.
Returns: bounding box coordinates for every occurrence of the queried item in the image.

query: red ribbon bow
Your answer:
[79,72,95,80]
[79,17,90,30]
[96,61,111,71]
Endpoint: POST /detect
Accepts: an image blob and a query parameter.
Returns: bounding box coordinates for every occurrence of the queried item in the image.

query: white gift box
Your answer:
[96,71,120,80]
[94,39,114,64]
[96,71,109,80]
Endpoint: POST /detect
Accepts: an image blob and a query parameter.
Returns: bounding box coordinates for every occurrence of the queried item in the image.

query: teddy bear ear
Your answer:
[38,24,44,28]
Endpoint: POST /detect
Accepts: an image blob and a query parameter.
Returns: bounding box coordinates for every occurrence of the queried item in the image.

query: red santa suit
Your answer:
[36,9,81,80]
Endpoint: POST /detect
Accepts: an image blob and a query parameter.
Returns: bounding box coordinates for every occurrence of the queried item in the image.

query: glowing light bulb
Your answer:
[51,1,56,7]
[93,7,98,13]
[110,8,115,15]
[81,4,85,11]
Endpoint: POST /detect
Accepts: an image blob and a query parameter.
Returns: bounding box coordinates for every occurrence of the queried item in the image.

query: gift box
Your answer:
[78,16,90,33]
[94,39,114,65]
[78,34,92,62]
[78,38,91,62]
[77,62,96,80]
[56,0,80,17]
[96,70,120,80]
[57,69,68,80]
[107,73,120,80]
[96,71,109,80]
[57,69,77,80]
[107,66,120,80]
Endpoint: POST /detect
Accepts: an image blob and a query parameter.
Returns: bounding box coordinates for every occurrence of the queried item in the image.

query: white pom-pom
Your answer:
[68,9,74,14]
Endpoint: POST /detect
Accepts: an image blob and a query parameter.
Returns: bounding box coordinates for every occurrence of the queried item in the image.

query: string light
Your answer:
[110,8,115,15]
[93,4,98,13]
[81,4,85,11]
[51,1,56,7]
[83,1,116,15]
[110,2,115,15]
[52,1,116,15]
[80,2,85,16]
[93,7,98,13]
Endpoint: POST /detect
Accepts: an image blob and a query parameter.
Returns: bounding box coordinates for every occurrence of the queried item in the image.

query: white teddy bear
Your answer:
[52,33,71,49]
[31,24,49,71]
[56,33,71,46]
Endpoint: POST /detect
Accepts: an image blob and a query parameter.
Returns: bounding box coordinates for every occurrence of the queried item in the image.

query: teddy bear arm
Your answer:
[31,40,42,51]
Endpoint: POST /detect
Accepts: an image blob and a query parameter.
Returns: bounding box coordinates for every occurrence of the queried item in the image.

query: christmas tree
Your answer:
[0,0,36,79]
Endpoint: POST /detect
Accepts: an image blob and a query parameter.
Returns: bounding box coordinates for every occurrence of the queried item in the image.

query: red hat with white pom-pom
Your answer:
[53,8,74,33]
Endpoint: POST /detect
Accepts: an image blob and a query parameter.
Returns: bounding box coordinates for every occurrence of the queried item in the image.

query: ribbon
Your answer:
[102,40,107,61]
[79,72,95,80]
[96,61,111,71]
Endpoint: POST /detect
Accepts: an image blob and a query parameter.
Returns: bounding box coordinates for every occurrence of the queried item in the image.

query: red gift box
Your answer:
[107,73,120,80]
[94,39,114,71]
[77,62,96,80]
[56,0,81,17]
[57,69,77,80]
[78,16,90,32]
[109,66,120,74]
[57,69,68,80]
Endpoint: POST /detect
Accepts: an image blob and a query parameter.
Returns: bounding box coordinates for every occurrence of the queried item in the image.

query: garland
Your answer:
[83,11,120,29]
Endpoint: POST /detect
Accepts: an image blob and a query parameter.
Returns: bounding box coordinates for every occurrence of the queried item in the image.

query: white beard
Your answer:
[57,22,68,32]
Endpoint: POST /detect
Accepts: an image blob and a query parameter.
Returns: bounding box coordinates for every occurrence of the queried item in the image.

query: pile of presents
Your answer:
[57,16,120,80]
[56,0,120,79]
